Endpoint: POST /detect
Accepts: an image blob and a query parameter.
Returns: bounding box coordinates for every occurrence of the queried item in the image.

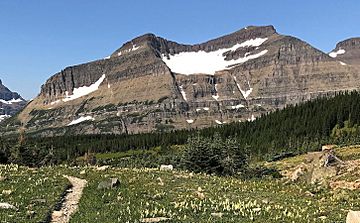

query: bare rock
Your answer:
[347,210,360,223]
[8,26,360,137]
[159,165,173,171]
[97,178,120,190]
[140,217,171,222]
[96,165,109,171]
[0,202,16,210]
[211,212,224,218]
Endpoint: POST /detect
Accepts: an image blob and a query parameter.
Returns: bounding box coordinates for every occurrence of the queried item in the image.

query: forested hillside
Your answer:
[2,91,360,166]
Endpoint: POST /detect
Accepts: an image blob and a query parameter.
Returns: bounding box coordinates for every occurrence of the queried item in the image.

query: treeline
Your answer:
[2,91,360,166]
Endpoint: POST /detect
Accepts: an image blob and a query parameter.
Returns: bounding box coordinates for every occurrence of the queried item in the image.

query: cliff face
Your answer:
[329,38,360,66]
[4,26,360,136]
[0,80,27,121]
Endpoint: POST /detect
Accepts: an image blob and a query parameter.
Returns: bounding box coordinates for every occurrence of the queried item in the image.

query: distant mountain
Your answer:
[3,25,360,136]
[329,38,360,66]
[0,79,27,122]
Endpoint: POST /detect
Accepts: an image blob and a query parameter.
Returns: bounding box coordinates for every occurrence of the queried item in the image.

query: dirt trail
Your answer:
[51,175,87,223]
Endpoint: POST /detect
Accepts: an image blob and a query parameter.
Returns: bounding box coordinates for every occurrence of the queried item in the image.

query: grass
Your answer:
[334,145,360,161]
[2,145,360,222]
[68,167,360,222]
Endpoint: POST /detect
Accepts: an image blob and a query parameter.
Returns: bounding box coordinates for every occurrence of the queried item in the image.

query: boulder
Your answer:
[160,165,173,171]
[96,165,109,171]
[346,210,360,223]
[0,202,16,210]
[140,217,171,222]
[2,189,12,195]
[97,178,120,190]
[322,144,336,151]
[290,164,306,181]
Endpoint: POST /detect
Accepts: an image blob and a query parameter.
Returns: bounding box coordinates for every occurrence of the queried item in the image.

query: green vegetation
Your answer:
[1,162,360,222]
[182,134,247,176]
[2,91,360,167]
[0,164,70,223]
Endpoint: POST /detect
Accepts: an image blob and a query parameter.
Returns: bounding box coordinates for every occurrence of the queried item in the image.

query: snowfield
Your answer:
[233,76,253,99]
[179,85,187,101]
[50,74,106,105]
[329,49,346,58]
[67,116,95,126]
[162,38,268,75]
[0,98,24,105]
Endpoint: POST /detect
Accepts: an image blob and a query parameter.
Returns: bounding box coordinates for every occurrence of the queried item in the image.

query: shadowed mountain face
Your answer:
[3,25,360,136]
[0,80,27,121]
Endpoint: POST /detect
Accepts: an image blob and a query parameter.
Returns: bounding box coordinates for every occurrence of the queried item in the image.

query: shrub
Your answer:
[181,133,247,176]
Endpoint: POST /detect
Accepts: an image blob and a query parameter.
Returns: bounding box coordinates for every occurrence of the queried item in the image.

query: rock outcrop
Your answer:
[3,26,360,135]
[0,79,27,122]
[329,38,360,66]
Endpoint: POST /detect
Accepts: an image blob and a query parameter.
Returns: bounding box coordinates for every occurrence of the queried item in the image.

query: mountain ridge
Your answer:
[0,79,27,122]
[3,25,360,136]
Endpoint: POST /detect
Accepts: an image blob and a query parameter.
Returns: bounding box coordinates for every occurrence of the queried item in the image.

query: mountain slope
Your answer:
[0,79,26,122]
[5,25,360,136]
[329,38,360,66]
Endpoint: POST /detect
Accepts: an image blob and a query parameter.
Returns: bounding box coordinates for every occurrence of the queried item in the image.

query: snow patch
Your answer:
[162,38,268,75]
[196,107,210,111]
[117,44,140,56]
[340,61,347,66]
[104,56,110,60]
[0,114,10,122]
[215,120,223,125]
[179,85,187,101]
[240,81,253,99]
[329,49,346,58]
[67,116,95,126]
[236,38,268,48]
[0,98,24,105]
[231,104,245,109]
[233,76,253,99]
[63,74,106,102]
[186,119,194,124]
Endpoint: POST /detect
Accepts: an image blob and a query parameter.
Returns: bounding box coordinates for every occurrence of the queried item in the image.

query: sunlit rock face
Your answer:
[5,25,360,136]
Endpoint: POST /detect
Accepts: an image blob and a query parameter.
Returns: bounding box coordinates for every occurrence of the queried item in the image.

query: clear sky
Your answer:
[0,0,359,99]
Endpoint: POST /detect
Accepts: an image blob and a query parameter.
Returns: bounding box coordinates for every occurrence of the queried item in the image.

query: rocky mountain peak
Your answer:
[330,37,360,66]
[0,79,27,120]
[336,38,360,50]
[5,25,360,135]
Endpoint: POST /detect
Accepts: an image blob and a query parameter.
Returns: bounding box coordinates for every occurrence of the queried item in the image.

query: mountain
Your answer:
[4,25,360,136]
[0,79,27,122]
[329,38,360,66]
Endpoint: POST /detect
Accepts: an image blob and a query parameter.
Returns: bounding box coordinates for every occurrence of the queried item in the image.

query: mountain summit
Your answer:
[329,38,360,66]
[0,79,27,122]
[4,25,360,136]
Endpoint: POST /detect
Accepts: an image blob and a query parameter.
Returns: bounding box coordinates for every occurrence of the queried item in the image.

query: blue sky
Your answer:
[0,0,359,99]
